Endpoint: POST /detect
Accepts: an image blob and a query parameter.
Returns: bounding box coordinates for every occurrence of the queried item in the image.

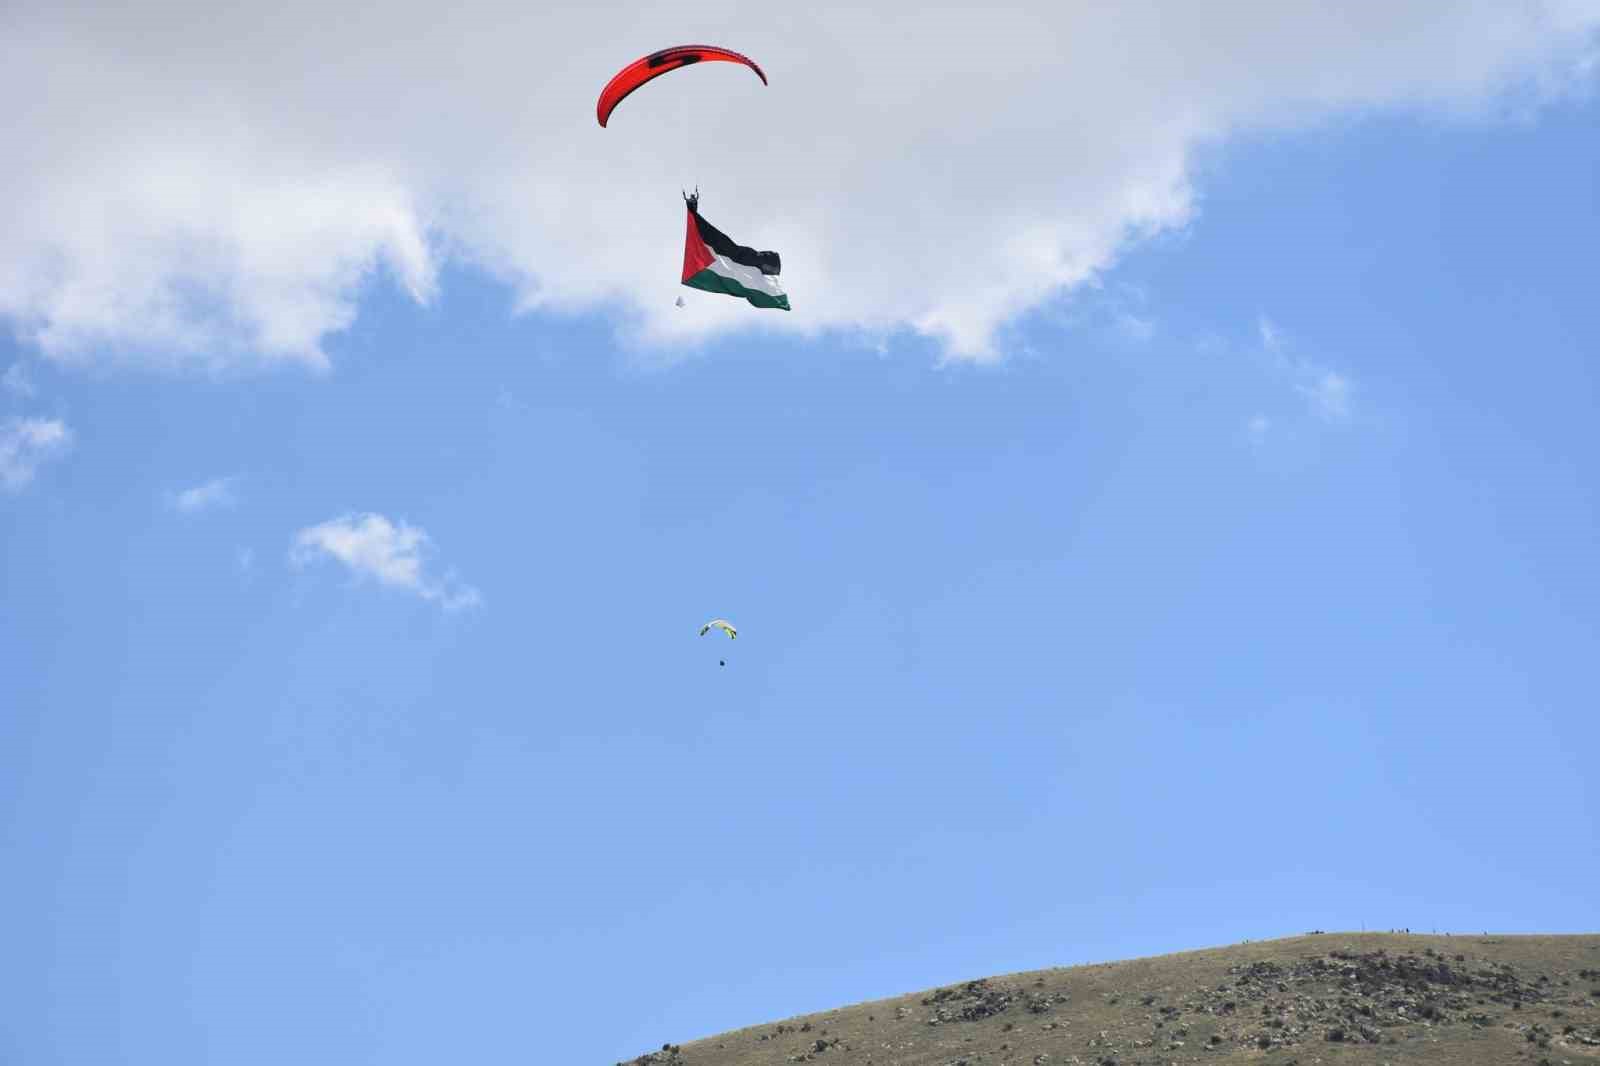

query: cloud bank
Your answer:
[291,512,481,610]
[3,2,1596,366]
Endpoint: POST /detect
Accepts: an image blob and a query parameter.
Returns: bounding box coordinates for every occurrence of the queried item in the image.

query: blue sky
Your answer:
[4,7,1599,1065]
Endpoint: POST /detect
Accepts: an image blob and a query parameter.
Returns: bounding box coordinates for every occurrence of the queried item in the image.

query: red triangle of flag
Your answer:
[682,208,714,283]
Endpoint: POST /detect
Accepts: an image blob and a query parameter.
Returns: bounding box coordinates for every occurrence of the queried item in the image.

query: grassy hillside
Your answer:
[618,933,1600,1066]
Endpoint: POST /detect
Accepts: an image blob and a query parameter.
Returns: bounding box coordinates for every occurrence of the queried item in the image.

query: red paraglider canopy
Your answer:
[596,45,767,128]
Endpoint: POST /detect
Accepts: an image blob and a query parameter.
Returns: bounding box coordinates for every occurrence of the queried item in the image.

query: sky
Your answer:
[3,4,1599,1064]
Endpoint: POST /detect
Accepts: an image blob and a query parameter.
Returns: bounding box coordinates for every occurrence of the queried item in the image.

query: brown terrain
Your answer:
[617,933,1600,1066]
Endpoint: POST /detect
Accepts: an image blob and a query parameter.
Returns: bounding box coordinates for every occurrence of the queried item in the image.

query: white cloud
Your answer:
[1246,414,1271,446]
[1113,311,1156,344]
[290,512,481,610]
[171,474,239,513]
[1258,314,1354,422]
[0,416,72,490]
[1,3,1596,366]
[1296,370,1352,422]
[1257,315,1283,355]
[2,363,35,398]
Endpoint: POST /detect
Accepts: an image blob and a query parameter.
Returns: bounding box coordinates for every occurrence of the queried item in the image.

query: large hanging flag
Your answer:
[680,193,790,311]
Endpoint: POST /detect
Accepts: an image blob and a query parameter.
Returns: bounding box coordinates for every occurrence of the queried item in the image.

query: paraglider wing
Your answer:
[597,45,767,127]
[699,619,738,639]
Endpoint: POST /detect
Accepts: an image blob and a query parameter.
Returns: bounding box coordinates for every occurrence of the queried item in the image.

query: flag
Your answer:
[681,202,790,310]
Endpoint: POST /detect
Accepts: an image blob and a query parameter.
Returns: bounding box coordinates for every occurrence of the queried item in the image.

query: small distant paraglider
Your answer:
[700,618,737,665]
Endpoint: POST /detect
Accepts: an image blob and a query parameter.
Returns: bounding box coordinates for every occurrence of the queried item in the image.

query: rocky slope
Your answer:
[615,933,1600,1066]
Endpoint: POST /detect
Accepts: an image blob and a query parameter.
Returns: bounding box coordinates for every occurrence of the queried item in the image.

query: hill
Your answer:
[618,933,1600,1066]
